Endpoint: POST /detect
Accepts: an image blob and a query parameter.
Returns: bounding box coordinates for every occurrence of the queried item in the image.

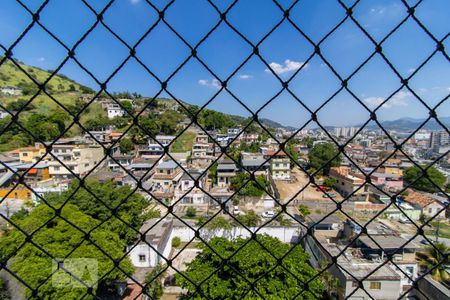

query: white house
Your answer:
[127,218,173,268]
[0,86,22,96]
[106,103,126,119]
[174,170,207,205]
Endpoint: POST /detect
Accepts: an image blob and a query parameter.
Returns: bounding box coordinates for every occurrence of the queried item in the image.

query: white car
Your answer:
[232,206,241,215]
[262,211,275,218]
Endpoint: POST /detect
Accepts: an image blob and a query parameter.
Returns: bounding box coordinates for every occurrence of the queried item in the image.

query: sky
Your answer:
[0,0,449,128]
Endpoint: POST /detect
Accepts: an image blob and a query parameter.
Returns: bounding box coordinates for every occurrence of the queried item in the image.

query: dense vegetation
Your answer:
[308,143,341,175]
[176,235,324,299]
[0,179,158,299]
[230,173,269,197]
[404,165,446,193]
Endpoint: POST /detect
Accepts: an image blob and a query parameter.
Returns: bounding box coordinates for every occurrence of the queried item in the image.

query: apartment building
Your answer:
[266,150,290,180]
[47,143,104,179]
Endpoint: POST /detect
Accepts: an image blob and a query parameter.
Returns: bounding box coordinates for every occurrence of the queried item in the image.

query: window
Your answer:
[352,281,358,288]
[370,282,381,290]
[138,255,146,262]
[428,208,432,214]
[22,153,28,157]
[54,166,60,171]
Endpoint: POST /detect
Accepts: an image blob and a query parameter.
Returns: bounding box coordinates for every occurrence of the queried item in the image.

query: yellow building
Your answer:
[9,145,46,163]
[0,185,32,201]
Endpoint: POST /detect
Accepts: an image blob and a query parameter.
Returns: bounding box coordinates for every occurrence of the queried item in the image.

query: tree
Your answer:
[404,165,446,193]
[298,204,311,220]
[185,207,197,218]
[308,143,341,175]
[319,261,343,299]
[0,204,133,299]
[172,237,181,248]
[176,235,324,299]
[119,138,134,154]
[47,179,151,244]
[0,278,11,300]
[323,177,337,188]
[230,173,268,197]
[158,110,183,135]
[143,264,165,299]
[418,242,449,283]
[236,210,260,227]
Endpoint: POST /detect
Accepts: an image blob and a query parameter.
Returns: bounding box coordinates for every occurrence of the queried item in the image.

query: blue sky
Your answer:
[1,0,449,127]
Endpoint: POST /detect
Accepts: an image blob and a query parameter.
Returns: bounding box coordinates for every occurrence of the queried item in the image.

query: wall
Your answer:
[172,225,302,244]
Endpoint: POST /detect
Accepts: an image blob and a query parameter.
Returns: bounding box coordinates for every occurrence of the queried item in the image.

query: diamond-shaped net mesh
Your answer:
[0,0,449,299]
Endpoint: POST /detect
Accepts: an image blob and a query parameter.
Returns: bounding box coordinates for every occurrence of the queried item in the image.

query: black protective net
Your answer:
[0,0,448,299]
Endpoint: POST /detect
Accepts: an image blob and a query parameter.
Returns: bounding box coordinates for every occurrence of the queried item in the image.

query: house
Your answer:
[227,128,240,139]
[127,218,173,268]
[148,160,182,202]
[266,150,290,180]
[0,109,8,119]
[149,135,176,146]
[303,219,418,300]
[370,172,403,191]
[108,154,133,172]
[0,86,22,96]
[137,143,164,159]
[403,189,446,219]
[47,142,104,179]
[304,233,403,300]
[8,144,46,163]
[329,166,367,197]
[106,103,126,119]
[216,160,237,187]
[173,170,207,205]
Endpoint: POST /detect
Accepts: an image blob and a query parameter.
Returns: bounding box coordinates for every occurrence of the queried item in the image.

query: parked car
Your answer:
[321,193,336,198]
[262,211,275,218]
[316,185,331,192]
[232,206,241,215]
[399,216,412,224]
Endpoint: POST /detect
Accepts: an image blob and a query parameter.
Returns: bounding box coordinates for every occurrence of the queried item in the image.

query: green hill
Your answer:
[0,59,91,94]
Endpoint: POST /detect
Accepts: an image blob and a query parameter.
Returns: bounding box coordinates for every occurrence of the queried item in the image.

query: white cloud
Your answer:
[198,79,221,89]
[129,0,140,4]
[265,59,307,75]
[38,57,45,62]
[238,74,252,80]
[408,68,416,73]
[364,90,412,109]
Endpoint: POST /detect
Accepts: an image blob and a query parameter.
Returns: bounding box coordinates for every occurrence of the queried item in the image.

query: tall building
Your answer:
[429,130,450,149]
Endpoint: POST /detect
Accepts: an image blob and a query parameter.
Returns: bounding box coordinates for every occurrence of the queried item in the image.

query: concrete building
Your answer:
[0,86,22,96]
[174,170,207,205]
[127,218,173,268]
[403,189,447,219]
[329,167,366,197]
[429,130,449,150]
[148,160,182,202]
[47,143,104,179]
[216,160,237,187]
[106,103,126,119]
[266,150,290,180]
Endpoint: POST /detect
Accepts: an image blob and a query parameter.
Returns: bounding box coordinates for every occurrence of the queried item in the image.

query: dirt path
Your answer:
[274,167,343,204]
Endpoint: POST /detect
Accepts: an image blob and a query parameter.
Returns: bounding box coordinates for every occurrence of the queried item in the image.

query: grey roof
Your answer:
[180,170,204,181]
[358,235,418,250]
[157,160,179,170]
[308,214,342,225]
[217,163,237,171]
[139,218,173,247]
[241,159,269,167]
